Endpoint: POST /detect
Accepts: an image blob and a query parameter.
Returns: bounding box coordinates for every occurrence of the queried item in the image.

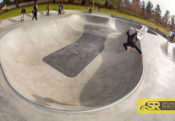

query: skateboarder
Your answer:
[123,25,148,56]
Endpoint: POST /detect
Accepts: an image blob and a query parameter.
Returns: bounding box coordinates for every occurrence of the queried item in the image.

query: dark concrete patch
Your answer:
[80,33,143,107]
[84,15,109,24]
[43,24,114,77]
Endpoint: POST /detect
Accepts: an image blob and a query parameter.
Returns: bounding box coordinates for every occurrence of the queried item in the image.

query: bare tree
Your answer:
[132,0,141,14]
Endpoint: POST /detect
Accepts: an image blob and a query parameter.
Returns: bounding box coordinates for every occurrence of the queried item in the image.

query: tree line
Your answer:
[2,0,175,30]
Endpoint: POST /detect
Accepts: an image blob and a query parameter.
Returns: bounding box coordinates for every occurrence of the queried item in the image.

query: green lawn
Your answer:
[0,4,168,34]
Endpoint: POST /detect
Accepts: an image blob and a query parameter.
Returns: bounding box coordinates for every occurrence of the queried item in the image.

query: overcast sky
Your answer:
[141,0,175,16]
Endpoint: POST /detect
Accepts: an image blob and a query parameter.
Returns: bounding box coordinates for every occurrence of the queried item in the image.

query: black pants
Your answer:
[123,32,142,54]
[47,9,50,15]
[58,9,61,15]
[32,13,37,20]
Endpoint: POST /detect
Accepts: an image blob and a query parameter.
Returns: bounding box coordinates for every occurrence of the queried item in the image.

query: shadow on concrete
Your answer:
[79,31,143,107]
[160,42,168,56]
[43,19,143,108]
[173,47,175,62]
[8,18,20,23]
[32,94,74,107]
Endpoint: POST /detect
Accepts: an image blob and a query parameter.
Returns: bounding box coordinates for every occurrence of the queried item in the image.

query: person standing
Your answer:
[89,7,92,14]
[98,6,101,12]
[21,7,26,21]
[58,4,62,15]
[172,31,175,42]
[47,4,50,16]
[32,6,37,20]
[168,30,174,42]
[61,4,64,14]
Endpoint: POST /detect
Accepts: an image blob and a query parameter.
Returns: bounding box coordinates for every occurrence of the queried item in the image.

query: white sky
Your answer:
[141,0,175,16]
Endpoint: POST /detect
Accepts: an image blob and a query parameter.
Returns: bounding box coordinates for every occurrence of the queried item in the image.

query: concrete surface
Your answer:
[0,10,175,121]
[0,12,143,111]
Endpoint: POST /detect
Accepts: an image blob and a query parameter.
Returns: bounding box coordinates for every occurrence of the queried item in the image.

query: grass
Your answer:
[0,4,168,34]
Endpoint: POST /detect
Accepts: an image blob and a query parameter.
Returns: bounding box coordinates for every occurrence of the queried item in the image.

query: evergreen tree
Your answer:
[163,10,170,27]
[155,4,161,24]
[171,16,175,30]
[141,1,145,16]
[146,1,153,18]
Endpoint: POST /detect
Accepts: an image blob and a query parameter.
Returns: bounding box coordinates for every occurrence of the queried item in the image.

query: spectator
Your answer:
[98,6,101,12]
[89,7,92,14]
[32,6,37,20]
[21,7,26,21]
[58,4,62,15]
[47,4,50,16]
[169,30,174,42]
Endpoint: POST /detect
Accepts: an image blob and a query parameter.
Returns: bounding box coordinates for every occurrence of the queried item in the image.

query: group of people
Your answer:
[168,30,175,42]
[21,3,64,21]
[88,6,101,14]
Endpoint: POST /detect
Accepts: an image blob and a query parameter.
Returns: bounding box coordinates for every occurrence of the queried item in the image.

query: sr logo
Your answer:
[140,101,160,110]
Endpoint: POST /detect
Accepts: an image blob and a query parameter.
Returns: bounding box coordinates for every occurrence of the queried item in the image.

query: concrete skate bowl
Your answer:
[0,14,143,112]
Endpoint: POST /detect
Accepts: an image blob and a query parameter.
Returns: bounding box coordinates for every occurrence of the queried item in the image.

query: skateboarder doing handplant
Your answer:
[123,25,148,56]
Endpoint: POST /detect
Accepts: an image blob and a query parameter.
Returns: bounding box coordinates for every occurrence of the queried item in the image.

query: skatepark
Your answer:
[0,10,175,121]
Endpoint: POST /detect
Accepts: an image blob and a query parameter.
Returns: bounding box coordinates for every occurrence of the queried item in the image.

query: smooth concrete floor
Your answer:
[0,12,143,111]
[0,10,175,121]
